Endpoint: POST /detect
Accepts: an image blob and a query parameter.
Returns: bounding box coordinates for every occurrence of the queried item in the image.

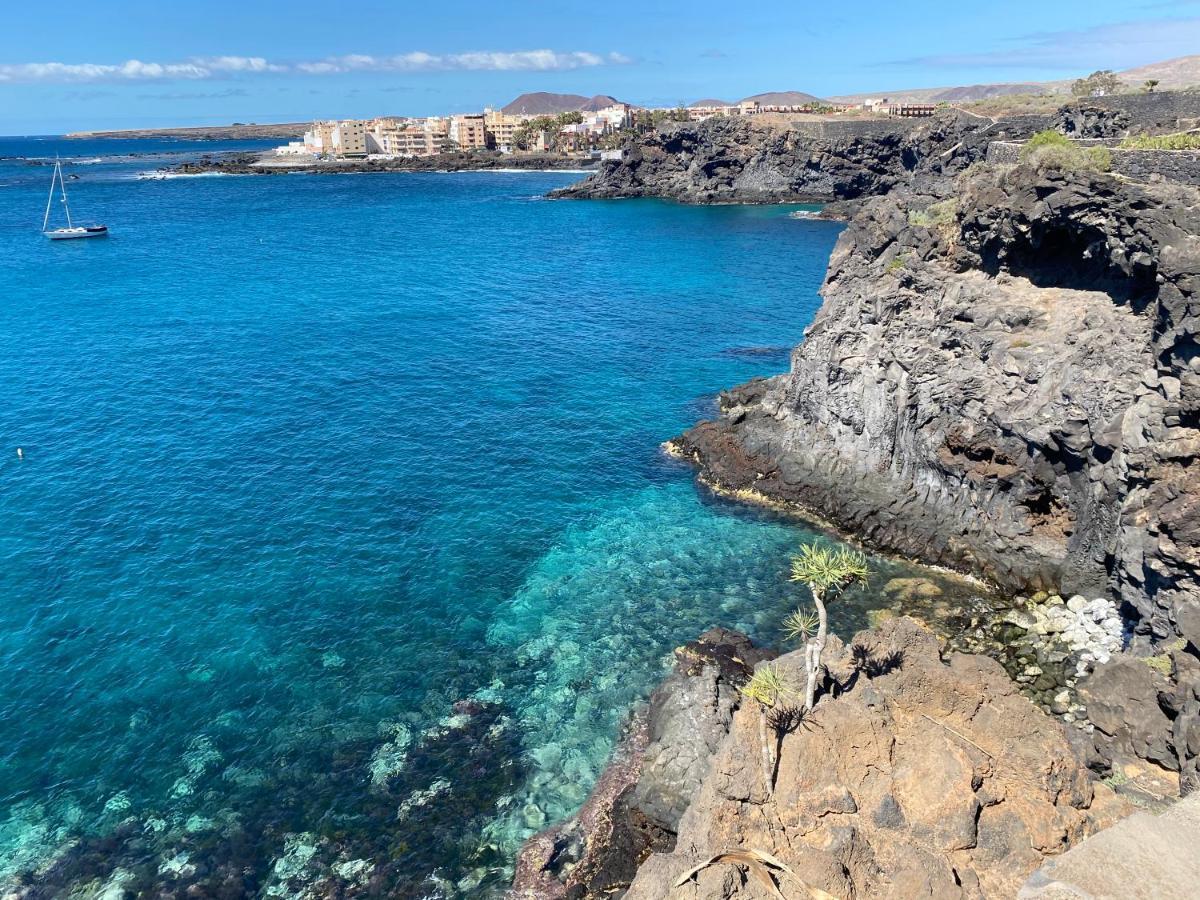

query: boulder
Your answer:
[621,619,1128,899]
[510,629,774,899]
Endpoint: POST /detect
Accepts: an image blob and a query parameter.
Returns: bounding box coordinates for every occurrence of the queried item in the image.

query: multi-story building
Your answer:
[449,114,488,151]
[303,120,337,155]
[330,120,368,157]
[483,109,526,152]
[369,118,453,158]
[591,103,633,131]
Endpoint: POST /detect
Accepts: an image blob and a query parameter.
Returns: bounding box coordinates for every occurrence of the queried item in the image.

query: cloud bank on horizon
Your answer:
[0,50,634,84]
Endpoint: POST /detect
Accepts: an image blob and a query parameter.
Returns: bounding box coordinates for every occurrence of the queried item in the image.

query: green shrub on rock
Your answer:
[1119,131,1200,151]
[1019,130,1113,174]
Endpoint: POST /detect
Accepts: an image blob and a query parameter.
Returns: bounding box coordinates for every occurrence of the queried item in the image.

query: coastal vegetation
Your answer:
[1119,130,1200,150]
[509,111,584,150]
[1072,69,1124,98]
[1020,129,1113,172]
[739,664,795,795]
[788,544,870,711]
[908,198,959,245]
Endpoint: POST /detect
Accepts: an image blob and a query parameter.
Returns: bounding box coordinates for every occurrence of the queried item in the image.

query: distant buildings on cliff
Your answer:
[275,96,935,161]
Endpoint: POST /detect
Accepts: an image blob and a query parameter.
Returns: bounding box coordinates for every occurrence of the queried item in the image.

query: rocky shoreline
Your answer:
[515,94,1200,897]
[512,619,1135,899]
[163,150,599,176]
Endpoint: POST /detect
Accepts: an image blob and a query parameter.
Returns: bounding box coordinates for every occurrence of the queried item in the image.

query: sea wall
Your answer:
[987,139,1200,184]
[783,117,917,140]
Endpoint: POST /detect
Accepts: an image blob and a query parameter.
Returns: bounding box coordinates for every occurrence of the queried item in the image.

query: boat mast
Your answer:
[41,158,74,231]
[59,160,74,228]
[42,159,57,231]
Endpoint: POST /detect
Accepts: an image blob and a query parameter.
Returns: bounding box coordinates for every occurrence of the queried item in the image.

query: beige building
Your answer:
[483,109,526,152]
[370,118,452,157]
[303,120,337,155]
[449,114,488,150]
[330,120,368,157]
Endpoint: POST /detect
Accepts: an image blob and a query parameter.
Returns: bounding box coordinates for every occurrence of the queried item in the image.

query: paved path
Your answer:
[1020,793,1200,899]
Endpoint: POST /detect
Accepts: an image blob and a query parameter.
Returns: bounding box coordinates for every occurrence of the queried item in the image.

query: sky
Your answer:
[2,0,1200,134]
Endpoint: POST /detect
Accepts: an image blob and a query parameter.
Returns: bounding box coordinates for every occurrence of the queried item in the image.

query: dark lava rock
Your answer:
[669,160,1200,791]
[550,110,1048,204]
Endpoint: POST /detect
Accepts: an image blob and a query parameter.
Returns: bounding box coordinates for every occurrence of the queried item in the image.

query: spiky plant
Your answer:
[782,608,820,643]
[739,665,794,795]
[789,544,870,711]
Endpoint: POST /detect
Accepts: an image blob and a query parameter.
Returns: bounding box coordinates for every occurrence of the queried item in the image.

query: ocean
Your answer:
[0,138,986,896]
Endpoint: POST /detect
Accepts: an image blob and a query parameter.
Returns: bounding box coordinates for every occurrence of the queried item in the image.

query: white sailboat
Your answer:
[42,158,108,240]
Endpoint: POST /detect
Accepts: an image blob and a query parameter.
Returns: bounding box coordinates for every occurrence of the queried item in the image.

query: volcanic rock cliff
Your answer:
[669,160,1200,788]
[550,113,1047,205]
[520,100,1200,899]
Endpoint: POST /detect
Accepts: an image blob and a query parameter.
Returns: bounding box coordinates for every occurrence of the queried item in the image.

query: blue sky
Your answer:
[2,0,1199,133]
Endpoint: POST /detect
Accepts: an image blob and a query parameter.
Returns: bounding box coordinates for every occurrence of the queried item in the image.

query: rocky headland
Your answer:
[164,150,598,176]
[548,111,1047,206]
[520,93,1200,897]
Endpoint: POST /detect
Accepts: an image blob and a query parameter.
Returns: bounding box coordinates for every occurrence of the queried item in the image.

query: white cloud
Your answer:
[296,50,630,73]
[0,50,631,83]
[0,59,210,82]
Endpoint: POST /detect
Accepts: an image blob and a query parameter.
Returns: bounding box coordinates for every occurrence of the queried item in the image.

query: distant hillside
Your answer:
[500,93,622,115]
[690,98,734,108]
[830,82,1065,105]
[1120,55,1200,90]
[66,122,307,140]
[740,91,825,106]
[829,54,1200,106]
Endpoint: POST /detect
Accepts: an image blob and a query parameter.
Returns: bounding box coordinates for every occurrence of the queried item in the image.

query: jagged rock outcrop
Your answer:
[550,112,1048,205]
[670,162,1200,789]
[510,629,774,899]
[672,163,1199,638]
[539,618,1129,899]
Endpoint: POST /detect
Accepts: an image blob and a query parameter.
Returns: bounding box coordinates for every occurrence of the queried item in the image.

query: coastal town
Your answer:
[271,93,936,161]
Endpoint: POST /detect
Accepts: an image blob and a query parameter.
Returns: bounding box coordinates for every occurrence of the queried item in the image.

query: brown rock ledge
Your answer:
[515,618,1129,899]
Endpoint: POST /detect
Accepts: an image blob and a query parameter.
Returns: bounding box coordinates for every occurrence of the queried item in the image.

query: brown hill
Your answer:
[740,90,825,106]
[67,122,307,140]
[500,92,622,115]
[830,55,1200,106]
[689,98,734,108]
[1119,55,1200,90]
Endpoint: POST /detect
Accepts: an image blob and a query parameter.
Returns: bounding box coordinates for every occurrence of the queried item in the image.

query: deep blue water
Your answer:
[0,144,984,896]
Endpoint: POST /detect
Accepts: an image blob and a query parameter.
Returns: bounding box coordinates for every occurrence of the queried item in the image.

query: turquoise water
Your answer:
[0,143,978,896]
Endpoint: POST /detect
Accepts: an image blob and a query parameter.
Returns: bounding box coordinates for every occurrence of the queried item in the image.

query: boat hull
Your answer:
[45,226,108,240]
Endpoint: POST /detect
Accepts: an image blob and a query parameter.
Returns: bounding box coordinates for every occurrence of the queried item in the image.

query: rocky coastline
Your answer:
[512,619,1136,899]
[516,94,1200,897]
[163,150,599,176]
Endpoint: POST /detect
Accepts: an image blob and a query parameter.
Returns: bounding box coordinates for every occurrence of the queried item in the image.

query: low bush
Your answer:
[1019,131,1113,173]
[1119,131,1200,151]
[907,198,959,229]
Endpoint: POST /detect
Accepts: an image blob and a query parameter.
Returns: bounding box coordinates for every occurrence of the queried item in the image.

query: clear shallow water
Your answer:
[0,146,985,896]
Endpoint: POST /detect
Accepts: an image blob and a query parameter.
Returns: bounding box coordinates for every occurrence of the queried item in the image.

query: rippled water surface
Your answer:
[0,142,982,896]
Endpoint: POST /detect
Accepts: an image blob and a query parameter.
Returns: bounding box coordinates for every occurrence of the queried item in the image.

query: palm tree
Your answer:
[788,544,870,711]
[1144,79,1160,93]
